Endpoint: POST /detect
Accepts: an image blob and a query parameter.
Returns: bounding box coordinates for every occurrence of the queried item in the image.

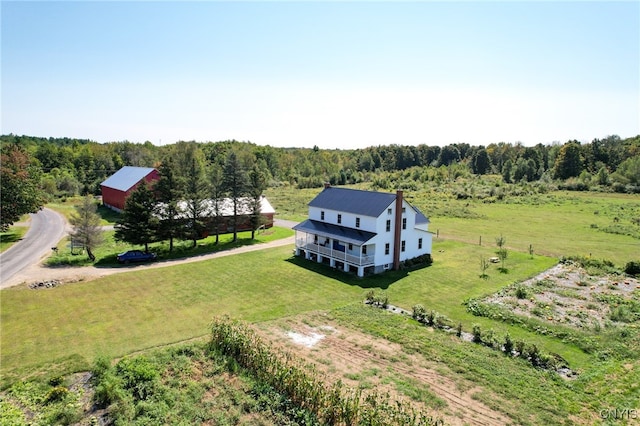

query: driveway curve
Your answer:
[0,208,67,288]
[1,218,297,289]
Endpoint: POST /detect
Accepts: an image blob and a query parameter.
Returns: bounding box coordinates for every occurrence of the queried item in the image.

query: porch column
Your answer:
[357,266,364,277]
[343,262,349,273]
[317,254,323,263]
[330,258,336,268]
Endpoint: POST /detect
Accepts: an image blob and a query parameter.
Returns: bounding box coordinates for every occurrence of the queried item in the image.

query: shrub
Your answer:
[624,261,640,276]
[503,333,514,355]
[412,304,427,322]
[44,386,69,404]
[515,285,529,299]
[472,324,482,343]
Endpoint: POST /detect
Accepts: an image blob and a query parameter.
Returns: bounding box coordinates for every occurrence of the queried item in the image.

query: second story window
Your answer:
[321,211,325,220]
[385,243,390,255]
[363,245,367,255]
[401,240,406,252]
[386,219,391,232]
[337,214,342,224]
[356,217,360,228]
[402,218,407,230]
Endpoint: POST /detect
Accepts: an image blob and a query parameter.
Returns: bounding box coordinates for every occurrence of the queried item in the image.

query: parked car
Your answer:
[116,250,157,264]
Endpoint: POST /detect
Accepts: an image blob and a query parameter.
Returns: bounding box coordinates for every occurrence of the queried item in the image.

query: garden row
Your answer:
[365,290,573,374]
[209,315,442,426]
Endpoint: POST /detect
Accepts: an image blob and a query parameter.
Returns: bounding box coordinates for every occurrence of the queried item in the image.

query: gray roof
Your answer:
[309,187,397,217]
[101,166,156,191]
[293,219,377,245]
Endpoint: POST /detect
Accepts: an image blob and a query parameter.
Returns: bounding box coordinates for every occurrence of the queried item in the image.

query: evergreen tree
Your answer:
[182,155,209,247]
[69,195,104,261]
[155,158,184,252]
[222,151,248,242]
[209,164,225,244]
[114,182,159,252]
[247,164,267,239]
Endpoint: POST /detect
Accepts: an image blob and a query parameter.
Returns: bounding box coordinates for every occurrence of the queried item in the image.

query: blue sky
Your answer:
[2,1,638,149]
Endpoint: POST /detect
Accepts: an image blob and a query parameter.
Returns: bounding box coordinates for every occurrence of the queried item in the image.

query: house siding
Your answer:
[294,187,432,277]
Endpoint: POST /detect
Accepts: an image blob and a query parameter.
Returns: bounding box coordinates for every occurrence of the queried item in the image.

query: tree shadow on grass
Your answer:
[285,255,432,290]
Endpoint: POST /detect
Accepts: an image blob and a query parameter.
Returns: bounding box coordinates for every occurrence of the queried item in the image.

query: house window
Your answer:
[401,240,406,252]
[321,211,325,220]
[402,207,406,214]
[314,235,318,243]
[363,245,367,255]
[355,217,360,228]
[402,218,407,230]
[418,238,423,249]
[386,219,391,232]
[385,243,390,255]
[337,214,342,224]
[348,243,353,251]
[387,208,392,215]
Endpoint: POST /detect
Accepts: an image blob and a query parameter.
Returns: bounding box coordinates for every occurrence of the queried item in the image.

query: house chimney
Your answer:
[393,190,403,270]
[324,182,331,189]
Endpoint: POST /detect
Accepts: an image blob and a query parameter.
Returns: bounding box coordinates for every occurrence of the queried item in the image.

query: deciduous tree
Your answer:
[0,143,45,231]
[69,195,104,261]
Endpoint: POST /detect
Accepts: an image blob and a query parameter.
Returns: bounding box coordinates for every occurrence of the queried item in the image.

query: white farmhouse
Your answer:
[293,185,432,277]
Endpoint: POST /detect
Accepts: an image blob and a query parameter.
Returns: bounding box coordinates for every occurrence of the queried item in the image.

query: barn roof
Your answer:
[101,166,156,192]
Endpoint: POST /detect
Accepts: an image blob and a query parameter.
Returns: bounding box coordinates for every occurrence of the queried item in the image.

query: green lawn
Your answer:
[2,240,583,386]
[46,226,293,266]
[0,226,28,253]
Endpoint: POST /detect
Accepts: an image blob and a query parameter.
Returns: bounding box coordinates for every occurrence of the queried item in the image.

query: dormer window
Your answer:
[355,217,360,228]
[337,214,342,224]
[321,211,325,220]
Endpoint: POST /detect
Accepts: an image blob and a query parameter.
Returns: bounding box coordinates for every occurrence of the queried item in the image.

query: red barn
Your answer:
[100,166,160,212]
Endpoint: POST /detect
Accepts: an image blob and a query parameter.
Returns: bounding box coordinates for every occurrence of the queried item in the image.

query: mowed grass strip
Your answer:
[2,240,583,385]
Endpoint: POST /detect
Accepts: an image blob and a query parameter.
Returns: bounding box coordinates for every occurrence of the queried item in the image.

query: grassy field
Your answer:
[2,238,594,387]
[1,188,638,423]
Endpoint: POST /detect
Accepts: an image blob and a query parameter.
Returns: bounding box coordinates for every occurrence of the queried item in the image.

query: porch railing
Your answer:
[296,240,375,267]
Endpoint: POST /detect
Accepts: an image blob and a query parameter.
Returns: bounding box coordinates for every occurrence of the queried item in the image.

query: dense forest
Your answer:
[1,133,639,198]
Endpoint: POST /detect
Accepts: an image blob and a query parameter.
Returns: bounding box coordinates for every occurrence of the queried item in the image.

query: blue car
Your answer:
[117,250,157,264]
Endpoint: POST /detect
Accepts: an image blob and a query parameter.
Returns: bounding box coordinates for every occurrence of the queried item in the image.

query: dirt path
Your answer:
[1,236,294,289]
[257,317,512,426]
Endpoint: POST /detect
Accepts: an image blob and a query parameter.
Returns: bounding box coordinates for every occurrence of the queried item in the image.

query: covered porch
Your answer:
[293,219,376,277]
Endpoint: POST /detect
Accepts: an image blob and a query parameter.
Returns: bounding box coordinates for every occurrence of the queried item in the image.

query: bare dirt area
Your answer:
[255,312,512,426]
[483,262,639,329]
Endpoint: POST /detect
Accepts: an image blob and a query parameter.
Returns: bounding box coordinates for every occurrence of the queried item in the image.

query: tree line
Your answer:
[1,133,639,232]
